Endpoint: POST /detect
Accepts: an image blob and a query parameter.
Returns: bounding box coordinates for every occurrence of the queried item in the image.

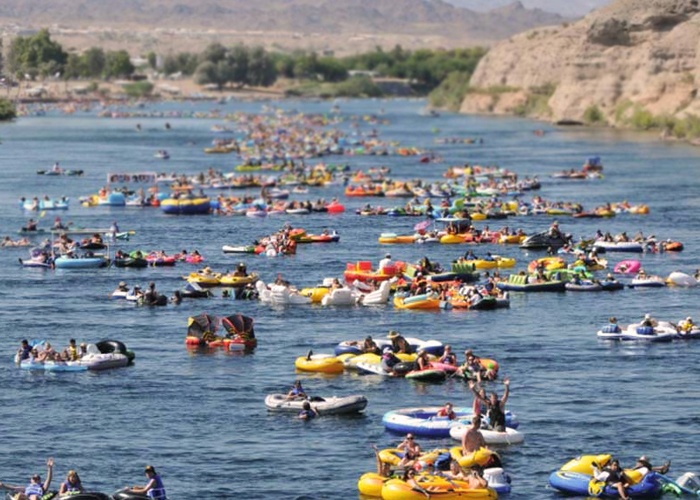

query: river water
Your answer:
[0,98,699,499]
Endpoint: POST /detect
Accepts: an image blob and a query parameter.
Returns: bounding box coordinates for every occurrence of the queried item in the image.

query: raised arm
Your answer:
[500,378,510,406]
[468,381,488,404]
[43,457,54,492]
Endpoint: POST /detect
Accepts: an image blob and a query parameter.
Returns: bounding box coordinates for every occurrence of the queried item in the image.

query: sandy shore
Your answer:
[3,77,286,103]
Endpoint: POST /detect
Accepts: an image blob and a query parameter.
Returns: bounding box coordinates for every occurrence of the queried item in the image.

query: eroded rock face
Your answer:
[462,0,700,125]
[587,18,630,45]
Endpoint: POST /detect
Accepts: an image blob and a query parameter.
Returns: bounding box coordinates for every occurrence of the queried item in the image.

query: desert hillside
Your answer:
[0,0,565,55]
[460,0,700,131]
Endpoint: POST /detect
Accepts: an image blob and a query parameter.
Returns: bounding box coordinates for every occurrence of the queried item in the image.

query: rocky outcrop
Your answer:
[461,0,700,127]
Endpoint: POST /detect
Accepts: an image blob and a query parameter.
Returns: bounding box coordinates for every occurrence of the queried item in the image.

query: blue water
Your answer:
[1,98,699,499]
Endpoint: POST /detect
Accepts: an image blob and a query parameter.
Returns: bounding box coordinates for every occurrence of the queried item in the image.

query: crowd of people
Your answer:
[0,459,166,500]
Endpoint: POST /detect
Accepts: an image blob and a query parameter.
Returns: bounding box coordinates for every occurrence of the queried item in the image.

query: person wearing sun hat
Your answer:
[387,330,412,354]
[634,456,671,476]
[678,316,695,334]
[125,465,167,500]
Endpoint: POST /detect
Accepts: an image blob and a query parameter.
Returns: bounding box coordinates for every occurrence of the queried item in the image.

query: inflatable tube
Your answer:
[382,407,517,437]
[666,271,697,287]
[357,472,386,497]
[613,259,641,274]
[449,447,501,468]
[548,470,662,498]
[264,394,367,414]
[405,368,447,382]
[381,477,497,500]
[294,354,344,374]
[161,197,211,215]
[449,425,525,445]
[111,488,153,500]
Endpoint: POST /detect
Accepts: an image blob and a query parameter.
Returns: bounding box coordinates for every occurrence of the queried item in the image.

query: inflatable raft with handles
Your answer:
[383,407,517,437]
[548,454,663,498]
[264,393,367,415]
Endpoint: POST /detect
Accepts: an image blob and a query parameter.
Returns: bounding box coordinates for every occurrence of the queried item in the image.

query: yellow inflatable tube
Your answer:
[358,472,386,497]
[382,478,497,500]
[449,447,498,468]
[294,355,344,374]
[299,286,330,303]
[378,448,446,467]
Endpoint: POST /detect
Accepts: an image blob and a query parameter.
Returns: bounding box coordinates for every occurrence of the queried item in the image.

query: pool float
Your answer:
[344,261,405,283]
[527,256,566,273]
[264,394,367,415]
[322,287,357,306]
[548,454,663,498]
[666,271,698,287]
[565,280,603,292]
[160,197,211,214]
[326,201,345,213]
[383,407,517,438]
[497,234,525,244]
[356,280,392,306]
[496,274,566,292]
[294,354,344,374]
[613,259,641,274]
[394,293,444,310]
[186,313,256,350]
[593,241,644,253]
[378,448,446,468]
[54,255,109,269]
[628,275,666,288]
[600,279,625,291]
[218,273,259,287]
[382,476,497,500]
[620,321,678,342]
[519,232,570,250]
[449,426,525,445]
[596,323,624,340]
[146,255,177,266]
[19,341,133,371]
[113,257,148,268]
[296,233,340,243]
[439,234,465,244]
[378,233,417,244]
[222,245,257,254]
[404,368,447,382]
[185,272,221,287]
[357,472,386,497]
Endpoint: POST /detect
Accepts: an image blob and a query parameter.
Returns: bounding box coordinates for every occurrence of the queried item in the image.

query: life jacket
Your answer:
[148,474,167,500]
[24,483,44,497]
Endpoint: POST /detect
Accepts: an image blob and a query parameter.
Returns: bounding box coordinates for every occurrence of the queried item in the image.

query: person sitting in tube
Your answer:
[286,380,307,400]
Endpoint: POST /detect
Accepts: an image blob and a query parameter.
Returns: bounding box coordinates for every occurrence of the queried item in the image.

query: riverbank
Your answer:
[2,77,287,104]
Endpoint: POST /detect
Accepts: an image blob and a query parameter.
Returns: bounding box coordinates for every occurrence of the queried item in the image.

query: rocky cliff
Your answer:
[460,0,700,131]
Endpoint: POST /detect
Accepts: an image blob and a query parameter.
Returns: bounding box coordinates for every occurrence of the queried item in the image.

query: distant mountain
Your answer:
[446,0,612,17]
[0,0,566,41]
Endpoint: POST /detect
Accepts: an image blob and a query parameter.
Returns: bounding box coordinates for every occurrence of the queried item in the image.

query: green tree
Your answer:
[7,28,67,79]
[83,47,106,78]
[103,50,134,79]
[0,97,16,120]
[200,43,227,65]
[293,52,319,79]
[247,46,277,87]
[194,60,229,90]
[316,57,347,82]
[63,53,84,79]
[227,45,249,87]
